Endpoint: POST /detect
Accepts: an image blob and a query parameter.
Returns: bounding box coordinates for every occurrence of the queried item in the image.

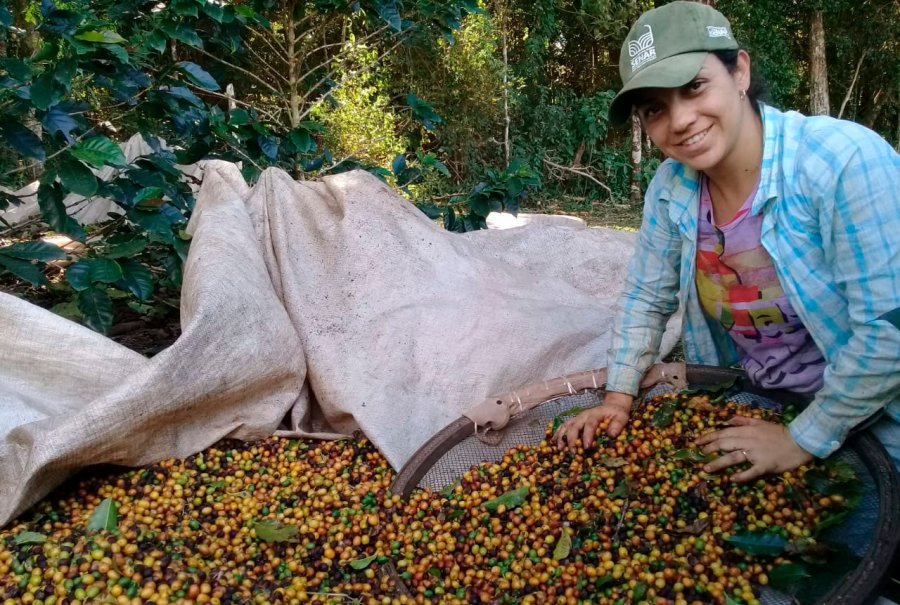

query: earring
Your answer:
[739,89,747,101]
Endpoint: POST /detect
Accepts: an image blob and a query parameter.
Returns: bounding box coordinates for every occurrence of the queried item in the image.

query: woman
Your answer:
[554,1,900,482]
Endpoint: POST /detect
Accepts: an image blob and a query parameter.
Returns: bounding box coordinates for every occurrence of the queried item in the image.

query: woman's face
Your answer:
[632,52,752,173]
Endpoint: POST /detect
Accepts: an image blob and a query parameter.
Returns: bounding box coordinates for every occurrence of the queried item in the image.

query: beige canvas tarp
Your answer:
[0,161,679,526]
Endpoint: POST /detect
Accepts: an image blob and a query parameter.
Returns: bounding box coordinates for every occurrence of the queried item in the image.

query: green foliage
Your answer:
[313,40,405,168]
[2,0,896,337]
[0,0,477,333]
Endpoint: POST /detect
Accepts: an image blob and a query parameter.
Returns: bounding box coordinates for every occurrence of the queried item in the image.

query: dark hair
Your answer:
[711,49,769,115]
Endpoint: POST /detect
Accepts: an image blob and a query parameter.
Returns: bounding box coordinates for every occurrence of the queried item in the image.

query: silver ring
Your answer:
[741,449,751,463]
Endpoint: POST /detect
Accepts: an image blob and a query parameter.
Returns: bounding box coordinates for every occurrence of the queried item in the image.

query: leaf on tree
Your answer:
[103,238,148,259]
[253,520,299,543]
[257,134,279,160]
[37,182,85,240]
[176,61,220,91]
[74,30,126,44]
[0,241,66,262]
[482,484,529,512]
[116,260,154,301]
[67,258,123,290]
[0,254,47,286]
[0,5,11,27]
[374,0,402,30]
[1,121,46,161]
[51,301,83,321]
[146,30,167,53]
[128,208,175,242]
[29,73,60,110]
[86,497,119,532]
[43,107,80,144]
[289,129,316,153]
[70,136,127,168]
[77,287,114,333]
[0,58,31,81]
[59,158,98,196]
[167,25,203,48]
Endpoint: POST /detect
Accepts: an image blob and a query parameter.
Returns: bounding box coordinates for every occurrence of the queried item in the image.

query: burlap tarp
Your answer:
[0,161,679,526]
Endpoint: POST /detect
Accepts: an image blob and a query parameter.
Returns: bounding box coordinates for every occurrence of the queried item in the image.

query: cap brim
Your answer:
[608,52,709,126]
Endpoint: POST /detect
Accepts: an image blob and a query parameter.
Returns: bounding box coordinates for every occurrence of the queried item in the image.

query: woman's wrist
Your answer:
[604,391,634,412]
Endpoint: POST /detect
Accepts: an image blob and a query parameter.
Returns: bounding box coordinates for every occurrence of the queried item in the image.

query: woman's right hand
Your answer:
[553,391,635,451]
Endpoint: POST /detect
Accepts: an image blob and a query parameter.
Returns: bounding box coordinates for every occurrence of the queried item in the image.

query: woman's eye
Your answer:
[642,105,662,119]
[688,79,705,92]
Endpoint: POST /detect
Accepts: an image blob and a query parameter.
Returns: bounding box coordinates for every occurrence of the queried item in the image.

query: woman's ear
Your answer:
[736,49,752,93]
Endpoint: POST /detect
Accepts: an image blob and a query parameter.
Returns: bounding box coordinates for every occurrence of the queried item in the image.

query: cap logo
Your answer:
[706,25,730,38]
[628,25,656,72]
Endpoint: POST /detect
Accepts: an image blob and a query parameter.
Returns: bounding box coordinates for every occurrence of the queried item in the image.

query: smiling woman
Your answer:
[555,1,900,482]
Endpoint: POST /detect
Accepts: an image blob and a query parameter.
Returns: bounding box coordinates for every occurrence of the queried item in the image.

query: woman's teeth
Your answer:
[683,127,710,146]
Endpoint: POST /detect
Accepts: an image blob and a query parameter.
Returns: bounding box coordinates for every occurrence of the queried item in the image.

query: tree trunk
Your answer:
[809,10,830,115]
[10,0,40,57]
[501,3,511,168]
[864,89,886,129]
[287,1,300,129]
[630,114,643,205]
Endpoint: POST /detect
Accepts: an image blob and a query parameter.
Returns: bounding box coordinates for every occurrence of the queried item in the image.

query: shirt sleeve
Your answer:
[606,164,684,396]
[789,127,900,458]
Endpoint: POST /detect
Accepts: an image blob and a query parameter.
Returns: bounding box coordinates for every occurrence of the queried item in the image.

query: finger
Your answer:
[703,451,746,474]
[581,418,601,450]
[607,412,628,438]
[695,427,734,445]
[729,465,764,483]
[554,424,570,450]
[728,415,761,427]
[565,423,584,452]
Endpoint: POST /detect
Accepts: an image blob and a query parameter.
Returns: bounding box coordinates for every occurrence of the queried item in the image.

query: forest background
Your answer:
[0,0,897,338]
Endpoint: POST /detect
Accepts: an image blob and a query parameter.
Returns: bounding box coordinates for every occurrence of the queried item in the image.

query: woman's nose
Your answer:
[668,97,697,133]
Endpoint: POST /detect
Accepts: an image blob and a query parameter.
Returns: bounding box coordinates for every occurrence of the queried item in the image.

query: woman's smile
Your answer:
[679,126,712,147]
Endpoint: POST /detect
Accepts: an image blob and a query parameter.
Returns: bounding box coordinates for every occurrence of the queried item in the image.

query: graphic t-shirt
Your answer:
[695,175,826,393]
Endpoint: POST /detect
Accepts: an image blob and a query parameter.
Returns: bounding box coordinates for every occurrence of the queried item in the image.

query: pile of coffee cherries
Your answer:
[0,392,855,605]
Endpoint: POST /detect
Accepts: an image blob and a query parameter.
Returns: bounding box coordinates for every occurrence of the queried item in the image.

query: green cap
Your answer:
[608,1,739,125]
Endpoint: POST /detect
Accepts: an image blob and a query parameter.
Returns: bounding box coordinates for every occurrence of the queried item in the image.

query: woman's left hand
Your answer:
[694,415,814,482]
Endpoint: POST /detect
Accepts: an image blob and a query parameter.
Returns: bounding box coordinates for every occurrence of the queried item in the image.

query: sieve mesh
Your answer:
[398,375,897,605]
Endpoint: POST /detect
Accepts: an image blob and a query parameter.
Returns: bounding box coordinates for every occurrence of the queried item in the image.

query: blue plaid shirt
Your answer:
[606,104,900,459]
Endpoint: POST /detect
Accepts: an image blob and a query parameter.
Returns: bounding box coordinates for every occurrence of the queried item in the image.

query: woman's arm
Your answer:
[605,164,685,397]
[787,127,900,458]
[556,165,686,450]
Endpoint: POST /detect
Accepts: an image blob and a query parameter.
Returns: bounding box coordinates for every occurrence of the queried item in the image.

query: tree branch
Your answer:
[249,22,288,57]
[542,157,613,197]
[838,51,866,120]
[294,40,343,61]
[296,25,391,86]
[2,126,102,179]
[298,34,408,121]
[244,42,291,86]
[193,46,283,96]
[185,85,282,123]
